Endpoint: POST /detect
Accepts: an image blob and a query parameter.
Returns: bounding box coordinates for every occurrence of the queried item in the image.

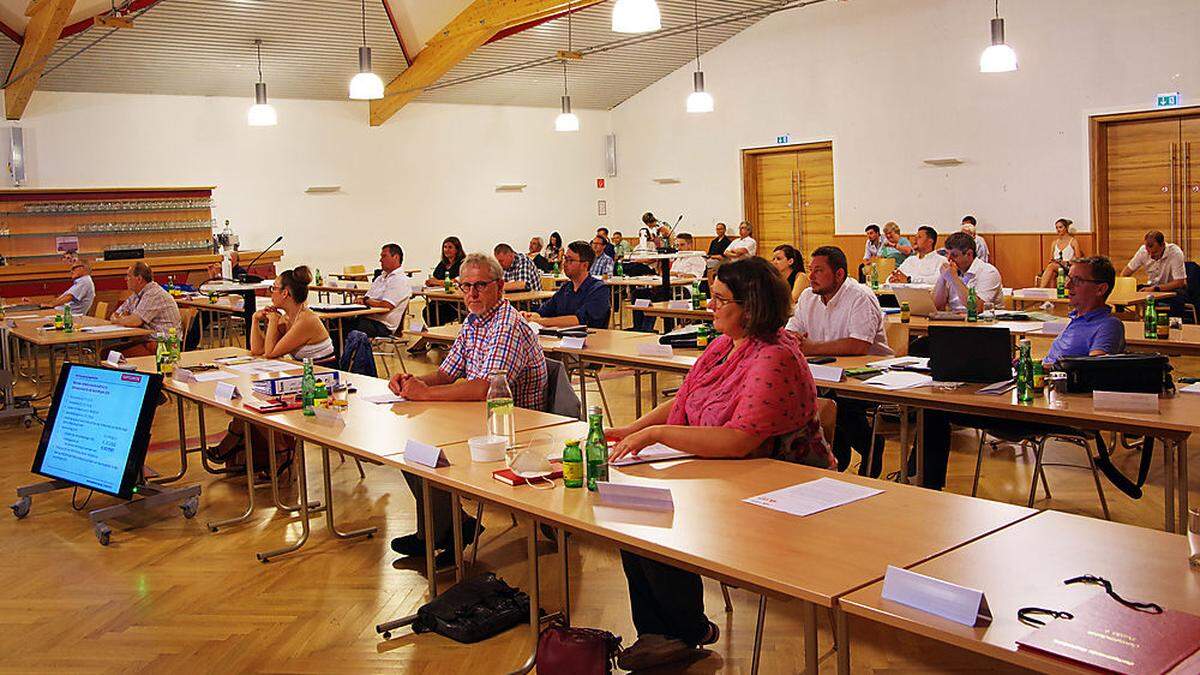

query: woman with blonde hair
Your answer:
[1038,218,1083,287]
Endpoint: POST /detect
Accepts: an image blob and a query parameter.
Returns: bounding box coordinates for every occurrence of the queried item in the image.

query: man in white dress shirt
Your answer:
[671,233,707,278]
[890,225,947,285]
[348,243,412,337]
[786,245,893,477]
[934,232,1003,312]
[722,221,758,260]
[1121,230,1189,316]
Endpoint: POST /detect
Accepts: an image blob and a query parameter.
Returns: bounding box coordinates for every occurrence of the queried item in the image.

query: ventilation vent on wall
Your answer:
[922,158,964,167]
[652,177,681,184]
[496,183,527,192]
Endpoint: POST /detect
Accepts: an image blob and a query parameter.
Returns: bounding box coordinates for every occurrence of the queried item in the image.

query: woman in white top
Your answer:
[723,221,758,260]
[1038,218,1083,287]
[251,265,335,362]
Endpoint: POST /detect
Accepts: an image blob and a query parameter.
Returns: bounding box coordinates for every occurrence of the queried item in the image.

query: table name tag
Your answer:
[597,483,674,511]
[666,300,691,310]
[632,298,652,308]
[881,565,992,627]
[637,343,674,357]
[409,319,425,333]
[105,350,124,366]
[559,336,586,350]
[404,439,450,468]
[214,382,241,403]
[809,364,844,382]
[173,368,197,384]
[1093,390,1159,414]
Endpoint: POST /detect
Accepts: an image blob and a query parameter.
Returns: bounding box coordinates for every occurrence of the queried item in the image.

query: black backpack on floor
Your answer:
[412,573,530,644]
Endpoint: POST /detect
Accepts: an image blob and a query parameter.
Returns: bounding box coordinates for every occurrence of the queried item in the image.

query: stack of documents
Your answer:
[251,371,339,396]
[861,371,933,390]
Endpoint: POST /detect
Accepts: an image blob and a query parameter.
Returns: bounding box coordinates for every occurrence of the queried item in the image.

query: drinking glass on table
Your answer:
[1189,508,1200,568]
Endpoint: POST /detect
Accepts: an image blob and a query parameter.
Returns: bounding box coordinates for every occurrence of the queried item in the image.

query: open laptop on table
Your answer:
[891,285,939,317]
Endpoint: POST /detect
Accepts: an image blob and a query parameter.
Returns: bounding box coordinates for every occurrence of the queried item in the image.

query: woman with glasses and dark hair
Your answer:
[250,265,334,362]
[771,243,808,303]
[605,256,834,671]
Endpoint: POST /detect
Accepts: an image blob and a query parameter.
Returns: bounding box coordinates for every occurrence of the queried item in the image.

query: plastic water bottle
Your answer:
[302,357,316,416]
[486,370,515,447]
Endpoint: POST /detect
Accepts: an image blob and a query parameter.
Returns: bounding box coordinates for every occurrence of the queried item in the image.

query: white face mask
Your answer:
[509,446,553,479]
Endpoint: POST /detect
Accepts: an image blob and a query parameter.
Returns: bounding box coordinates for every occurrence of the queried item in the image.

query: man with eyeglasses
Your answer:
[589,236,615,277]
[522,241,611,329]
[109,261,182,357]
[388,253,547,566]
[914,256,1126,491]
[43,260,95,316]
[346,243,411,338]
[933,232,1003,312]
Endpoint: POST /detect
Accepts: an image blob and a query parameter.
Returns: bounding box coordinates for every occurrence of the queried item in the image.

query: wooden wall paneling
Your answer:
[754,151,800,253]
[1103,118,1180,267]
[1181,117,1200,258]
[991,234,1042,288]
[797,146,836,253]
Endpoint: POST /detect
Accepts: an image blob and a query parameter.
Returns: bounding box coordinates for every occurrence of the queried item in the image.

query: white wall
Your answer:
[609,0,1200,236]
[17,91,613,274]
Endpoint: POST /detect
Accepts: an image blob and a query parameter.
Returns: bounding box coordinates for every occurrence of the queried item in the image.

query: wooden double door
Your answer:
[1095,110,1200,269]
[742,142,835,257]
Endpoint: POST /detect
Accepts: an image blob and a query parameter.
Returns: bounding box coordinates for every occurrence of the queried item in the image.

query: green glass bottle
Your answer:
[615,259,624,277]
[585,405,608,491]
[1056,266,1066,299]
[691,281,701,309]
[696,322,709,347]
[315,268,323,286]
[301,357,316,416]
[562,440,584,489]
[62,306,73,333]
[552,260,561,276]
[966,286,978,322]
[155,335,169,374]
[1144,296,1157,339]
[1016,339,1034,403]
[870,261,879,290]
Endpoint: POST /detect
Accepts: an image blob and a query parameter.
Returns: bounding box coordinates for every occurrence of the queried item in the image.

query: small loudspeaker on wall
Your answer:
[605,134,617,177]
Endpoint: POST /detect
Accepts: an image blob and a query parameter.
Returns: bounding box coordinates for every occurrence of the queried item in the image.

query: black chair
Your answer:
[1182,261,1200,324]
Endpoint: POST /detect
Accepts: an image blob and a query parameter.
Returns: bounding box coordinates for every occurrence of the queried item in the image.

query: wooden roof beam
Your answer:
[369,0,603,127]
[4,0,76,120]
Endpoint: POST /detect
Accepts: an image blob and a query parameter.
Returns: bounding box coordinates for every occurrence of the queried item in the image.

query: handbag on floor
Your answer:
[537,619,622,675]
[411,573,530,644]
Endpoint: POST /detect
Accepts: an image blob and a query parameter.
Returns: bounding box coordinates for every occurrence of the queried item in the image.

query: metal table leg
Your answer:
[451,492,465,584]
[1179,437,1190,534]
[558,527,571,626]
[650,371,658,408]
[1164,437,1177,532]
[897,404,911,484]
[265,430,322,513]
[634,370,643,418]
[915,408,925,488]
[423,479,438,598]
[319,445,376,540]
[257,439,316,562]
[750,595,767,675]
[802,600,818,674]
[835,607,851,674]
[207,420,257,531]
[152,395,191,484]
[508,517,541,675]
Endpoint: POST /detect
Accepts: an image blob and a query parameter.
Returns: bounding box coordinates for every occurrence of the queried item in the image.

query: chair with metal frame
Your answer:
[371,297,422,378]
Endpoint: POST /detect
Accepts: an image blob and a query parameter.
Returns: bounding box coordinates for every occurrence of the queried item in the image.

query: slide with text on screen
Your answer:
[38,367,150,494]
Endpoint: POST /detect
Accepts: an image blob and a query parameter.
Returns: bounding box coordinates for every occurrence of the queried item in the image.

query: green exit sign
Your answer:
[1157,92,1181,108]
[776,134,790,145]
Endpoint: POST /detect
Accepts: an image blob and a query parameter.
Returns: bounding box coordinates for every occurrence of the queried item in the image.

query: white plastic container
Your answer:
[468,435,507,463]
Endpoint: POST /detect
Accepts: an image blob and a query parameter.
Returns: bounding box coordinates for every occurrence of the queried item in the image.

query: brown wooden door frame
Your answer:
[1090,106,1200,256]
[742,141,834,239]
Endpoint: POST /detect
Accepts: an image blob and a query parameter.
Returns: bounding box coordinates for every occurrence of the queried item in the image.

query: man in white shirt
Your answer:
[45,261,95,316]
[934,232,1003,312]
[890,225,946,285]
[786,245,893,477]
[1121,230,1187,295]
[349,243,412,337]
[961,216,989,263]
[722,221,757,259]
[670,233,707,278]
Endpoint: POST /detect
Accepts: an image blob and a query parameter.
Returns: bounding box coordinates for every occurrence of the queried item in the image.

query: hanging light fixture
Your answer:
[612,0,661,34]
[979,0,1017,73]
[247,39,278,127]
[555,3,580,132]
[685,0,713,113]
[348,0,384,100]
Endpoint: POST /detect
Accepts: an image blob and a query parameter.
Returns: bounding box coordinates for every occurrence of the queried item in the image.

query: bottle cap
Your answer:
[587,405,603,415]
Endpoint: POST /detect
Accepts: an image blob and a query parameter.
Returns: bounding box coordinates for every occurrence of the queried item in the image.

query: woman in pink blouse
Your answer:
[608,256,833,671]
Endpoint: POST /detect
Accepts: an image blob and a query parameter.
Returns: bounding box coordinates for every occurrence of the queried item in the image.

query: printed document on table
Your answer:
[867,356,929,369]
[861,371,932,390]
[81,325,129,334]
[361,393,406,404]
[225,359,296,374]
[194,370,238,382]
[611,442,695,466]
[744,477,883,517]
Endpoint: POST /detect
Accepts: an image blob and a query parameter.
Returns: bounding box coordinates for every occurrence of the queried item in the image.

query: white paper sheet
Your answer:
[861,371,933,390]
[361,393,406,404]
[808,364,844,382]
[194,371,238,382]
[225,359,295,374]
[611,442,695,466]
[744,477,883,517]
[991,321,1044,334]
[867,356,930,369]
[1181,382,1200,394]
[80,325,130,334]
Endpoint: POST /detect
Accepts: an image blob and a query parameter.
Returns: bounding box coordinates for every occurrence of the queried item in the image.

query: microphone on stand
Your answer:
[657,215,683,253]
[236,236,283,283]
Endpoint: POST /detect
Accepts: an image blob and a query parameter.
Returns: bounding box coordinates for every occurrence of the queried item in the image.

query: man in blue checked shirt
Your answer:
[493,242,542,292]
[589,235,615,278]
[524,240,611,329]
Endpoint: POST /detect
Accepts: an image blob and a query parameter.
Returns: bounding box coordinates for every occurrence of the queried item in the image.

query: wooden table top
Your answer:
[414,289,555,304]
[892,314,1200,356]
[603,276,694,287]
[6,308,151,345]
[176,295,388,321]
[839,510,1200,673]
[1012,289,1161,308]
[309,284,368,294]
[641,301,713,320]
[127,347,576,455]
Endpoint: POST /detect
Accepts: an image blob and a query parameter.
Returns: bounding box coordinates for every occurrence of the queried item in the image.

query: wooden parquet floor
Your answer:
[0,349,1195,674]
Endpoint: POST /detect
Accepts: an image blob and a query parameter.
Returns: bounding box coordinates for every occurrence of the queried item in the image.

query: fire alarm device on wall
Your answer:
[596,178,605,189]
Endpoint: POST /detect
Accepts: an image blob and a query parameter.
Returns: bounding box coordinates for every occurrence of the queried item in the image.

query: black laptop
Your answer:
[928,326,1013,383]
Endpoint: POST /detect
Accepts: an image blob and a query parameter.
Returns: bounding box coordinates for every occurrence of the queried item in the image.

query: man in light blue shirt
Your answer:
[46,261,95,316]
[1043,256,1125,363]
[589,235,615,277]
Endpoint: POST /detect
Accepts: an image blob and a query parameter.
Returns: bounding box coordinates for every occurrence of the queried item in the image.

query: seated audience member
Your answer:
[1121,230,1187,315]
[1039,218,1083,288]
[771,244,808,303]
[109,262,182,357]
[606,257,833,671]
[933,232,1003,312]
[46,260,95,316]
[641,212,662,246]
[862,223,883,262]
[889,225,946,284]
[388,254,547,565]
[706,222,732,262]
[529,236,556,273]
[494,243,543,291]
[596,227,617,258]
[960,216,990,263]
[544,231,565,267]
[878,221,912,264]
[786,246,893,476]
[671,233,707,279]
[346,243,411,337]
[589,236,615,277]
[916,257,1125,490]
[722,221,757,260]
[612,231,632,259]
[522,241,610,329]
[250,266,334,362]
[425,236,466,287]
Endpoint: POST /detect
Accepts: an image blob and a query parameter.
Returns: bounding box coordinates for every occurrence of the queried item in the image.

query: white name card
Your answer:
[880,565,992,627]
[637,343,674,357]
[632,298,652,308]
[597,483,674,511]
[214,382,241,404]
[667,299,691,310]
[809,364,844,382]
[404,439,450,468]
[559,336,586,350]
[1093,390,1160,414]
[173,368,197,384]
[105,350,124,366]
[409,319,425,333]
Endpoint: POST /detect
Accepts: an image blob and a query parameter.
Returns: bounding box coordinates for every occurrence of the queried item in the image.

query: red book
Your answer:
[1016,595,1200,674]
[492,468,563,486]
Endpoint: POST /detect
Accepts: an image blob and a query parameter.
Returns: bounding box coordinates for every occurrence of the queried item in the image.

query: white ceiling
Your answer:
[1,0,786,113]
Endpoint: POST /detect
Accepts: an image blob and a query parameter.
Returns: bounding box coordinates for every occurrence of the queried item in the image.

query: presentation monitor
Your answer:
[31,363,163,500]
